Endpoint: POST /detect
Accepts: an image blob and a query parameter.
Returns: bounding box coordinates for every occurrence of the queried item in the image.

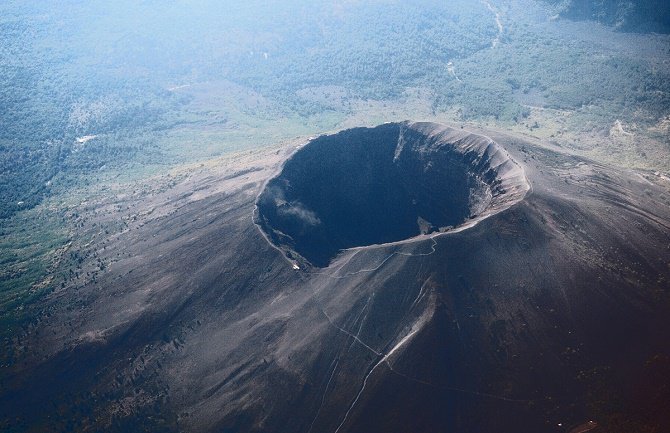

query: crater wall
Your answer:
[256,121,529,267]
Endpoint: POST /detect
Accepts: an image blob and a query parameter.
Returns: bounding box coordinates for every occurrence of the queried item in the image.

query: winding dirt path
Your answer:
[482,0,503,48]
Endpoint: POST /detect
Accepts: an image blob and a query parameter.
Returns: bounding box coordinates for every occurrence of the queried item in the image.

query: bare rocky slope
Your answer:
[1,122,669,433]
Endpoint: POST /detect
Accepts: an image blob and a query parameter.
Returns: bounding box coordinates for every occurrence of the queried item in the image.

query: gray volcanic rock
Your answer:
[1,122,669,433]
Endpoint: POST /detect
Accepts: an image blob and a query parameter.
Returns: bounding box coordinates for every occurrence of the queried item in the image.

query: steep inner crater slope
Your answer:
[256,121,529,266]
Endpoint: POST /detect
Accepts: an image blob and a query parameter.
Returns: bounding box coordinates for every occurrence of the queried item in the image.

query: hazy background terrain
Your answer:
[1,0,668,368]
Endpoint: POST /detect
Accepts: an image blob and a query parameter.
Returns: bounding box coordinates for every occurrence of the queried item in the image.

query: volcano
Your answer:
[2,122,669,433]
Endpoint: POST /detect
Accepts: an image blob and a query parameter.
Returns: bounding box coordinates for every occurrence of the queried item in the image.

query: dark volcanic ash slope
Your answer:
[2,122,670,433]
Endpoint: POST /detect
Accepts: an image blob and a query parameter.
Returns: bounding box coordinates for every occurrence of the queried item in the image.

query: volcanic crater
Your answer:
[256,121,530,267]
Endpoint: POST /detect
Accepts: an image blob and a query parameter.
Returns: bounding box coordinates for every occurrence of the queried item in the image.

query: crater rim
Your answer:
[254,121,530,268]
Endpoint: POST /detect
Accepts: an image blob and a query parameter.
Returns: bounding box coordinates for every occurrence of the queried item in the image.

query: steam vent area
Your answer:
[256,121,530,267]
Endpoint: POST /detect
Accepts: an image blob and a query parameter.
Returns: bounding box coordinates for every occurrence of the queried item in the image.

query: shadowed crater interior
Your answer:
[256,121,529,267]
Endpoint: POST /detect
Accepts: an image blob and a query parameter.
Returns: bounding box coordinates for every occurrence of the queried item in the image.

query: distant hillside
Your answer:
[545,0,670,33]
